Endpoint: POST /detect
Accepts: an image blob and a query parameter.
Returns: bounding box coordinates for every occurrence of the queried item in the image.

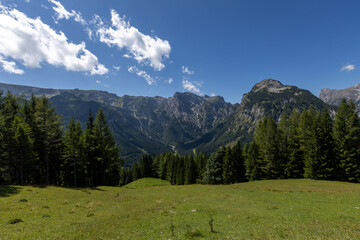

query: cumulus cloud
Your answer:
[128,66,155,85]
[341,64,355,72]
[48,0,86,25]
[182,78,202,95]
[181,65,194,75]
[0,4,108,75]
[0,56,24,74]
[97,10,171,71]
[210,93,215,97]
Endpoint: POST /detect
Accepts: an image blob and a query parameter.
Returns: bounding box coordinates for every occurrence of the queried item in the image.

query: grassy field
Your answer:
[1,178,360,240]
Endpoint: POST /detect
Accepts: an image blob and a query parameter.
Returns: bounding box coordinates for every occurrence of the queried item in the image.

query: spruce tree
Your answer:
[63,118,84,186]
[11,116,35,185]
[246,141,262,181]
[184,155,197,184]
[315,109,336,179]
[94,108,121,185]
[254,117,280,179]
[204,146,226,184]
[285,110,304,178]
[334,99,360,182]
[35,96,63,185]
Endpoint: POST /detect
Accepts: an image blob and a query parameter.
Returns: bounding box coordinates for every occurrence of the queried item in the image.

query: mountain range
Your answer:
[1,79,356,166]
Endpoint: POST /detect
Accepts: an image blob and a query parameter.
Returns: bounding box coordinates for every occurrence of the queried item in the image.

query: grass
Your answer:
[1,178,360,239]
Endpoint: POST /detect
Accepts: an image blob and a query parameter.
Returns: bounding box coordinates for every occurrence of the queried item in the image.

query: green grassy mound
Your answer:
[124,178,171,189]
[1,179,360,239]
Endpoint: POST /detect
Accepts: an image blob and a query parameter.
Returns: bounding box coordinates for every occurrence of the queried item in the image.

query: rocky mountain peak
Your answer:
[320,83,360,112]
[251,79,291,93]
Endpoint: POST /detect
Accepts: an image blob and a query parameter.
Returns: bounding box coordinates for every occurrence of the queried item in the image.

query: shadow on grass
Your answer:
[0,185,21,197]
[62,186,106,192]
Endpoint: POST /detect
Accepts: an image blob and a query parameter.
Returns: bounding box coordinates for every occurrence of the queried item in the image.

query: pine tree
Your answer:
[315,109,336,179]
[232,141,246,182]
[334,99,360,182]
[246,141,261,181]
[277,114,290,178]
[84,110,97,186]
[63,118,84,186]
[11,116,35,185]
[204,146,226,184]
[254,117,280,179]
[35,96,63,185]
[285,110,304,178]
[0,92,20,184]
[94,108,121,185]
[139,154,153,178]
[223,147,236,184]
[184,155,197,184]
[299,106,318,179]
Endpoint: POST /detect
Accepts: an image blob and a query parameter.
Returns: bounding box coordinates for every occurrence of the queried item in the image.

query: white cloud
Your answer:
[128,66,155,85]
[167,77,173,84]
[0,56,24,74]
[0,4,108,75]
[96,80,101,84]
[341,64,355,72]
[48,0,86,25]
[97,9,171,71]
[113,65,121,71]
[182,78,202,95]
[210,93,215,97]
[86,28,92,39]
[182,65,194,75]
[25,0,30,3]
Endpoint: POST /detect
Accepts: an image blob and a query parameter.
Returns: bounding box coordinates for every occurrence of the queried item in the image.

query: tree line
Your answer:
[1,91,359,187]
[0,92,121,186]
[124,99,360,185]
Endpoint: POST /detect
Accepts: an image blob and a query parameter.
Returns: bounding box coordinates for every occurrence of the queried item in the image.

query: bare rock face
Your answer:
[320,83,360,112]
[251,79,291,93]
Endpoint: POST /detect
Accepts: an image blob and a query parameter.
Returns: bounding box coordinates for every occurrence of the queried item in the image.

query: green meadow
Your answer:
[1,178,360,240]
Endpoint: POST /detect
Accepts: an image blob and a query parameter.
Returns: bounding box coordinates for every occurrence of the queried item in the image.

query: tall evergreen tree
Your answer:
[254,117,280,179]
[299,106,318,179]
[11,116,35,185]
[184,155,197,184]
[204,146,226,184]
[285,110,304,178]
[94,108,121,185]
[246,141,262,181]
[35,96,63,185]
[63,118,84,186]
[315,109,336,179]
[334,99,360,182]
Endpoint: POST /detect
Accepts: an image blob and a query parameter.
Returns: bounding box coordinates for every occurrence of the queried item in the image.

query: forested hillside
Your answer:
[0,79,335,165]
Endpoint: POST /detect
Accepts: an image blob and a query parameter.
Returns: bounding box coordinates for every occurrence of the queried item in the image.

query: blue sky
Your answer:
[0,0,359,103]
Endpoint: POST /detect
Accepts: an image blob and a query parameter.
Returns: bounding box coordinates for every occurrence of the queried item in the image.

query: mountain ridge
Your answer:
[0,79,335,165]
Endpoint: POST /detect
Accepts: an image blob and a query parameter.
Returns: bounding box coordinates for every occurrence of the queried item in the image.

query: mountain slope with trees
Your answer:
[0,79,335,165]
